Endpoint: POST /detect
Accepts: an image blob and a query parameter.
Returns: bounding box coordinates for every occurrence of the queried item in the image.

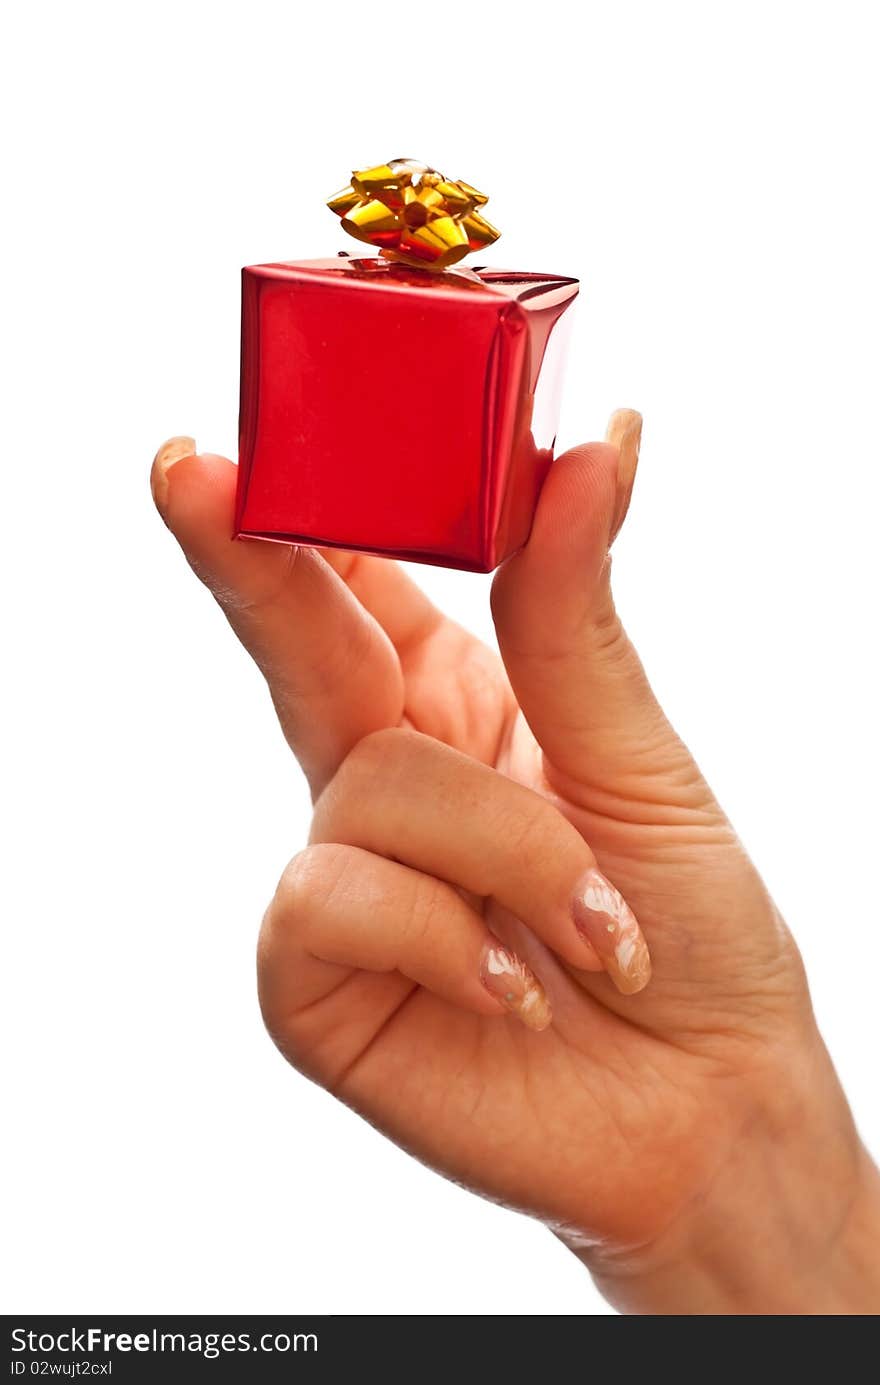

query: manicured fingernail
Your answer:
[480,941,552,1032]
[151,435,196,518]
[572,868,651,995]
[605,409,642,544]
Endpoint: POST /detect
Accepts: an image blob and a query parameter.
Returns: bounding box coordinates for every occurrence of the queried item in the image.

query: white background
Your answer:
[2,1,878,1315]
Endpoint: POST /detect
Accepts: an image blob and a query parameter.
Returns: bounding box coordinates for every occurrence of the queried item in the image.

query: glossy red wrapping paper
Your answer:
[236,256,578,572]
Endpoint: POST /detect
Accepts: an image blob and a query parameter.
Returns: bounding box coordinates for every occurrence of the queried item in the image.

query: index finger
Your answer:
[151,441,404,794]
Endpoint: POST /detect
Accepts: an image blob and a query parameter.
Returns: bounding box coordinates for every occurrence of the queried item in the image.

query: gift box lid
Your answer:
[246,257,578,312]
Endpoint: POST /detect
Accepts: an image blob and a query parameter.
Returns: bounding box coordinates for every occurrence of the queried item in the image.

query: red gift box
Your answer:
[236,255,578,572]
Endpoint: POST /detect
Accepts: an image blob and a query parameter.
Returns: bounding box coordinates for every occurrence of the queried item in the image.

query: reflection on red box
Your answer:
[236,256,578,572]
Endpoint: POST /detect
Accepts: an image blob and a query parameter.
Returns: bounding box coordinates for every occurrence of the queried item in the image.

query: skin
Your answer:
[152,417,880,1314]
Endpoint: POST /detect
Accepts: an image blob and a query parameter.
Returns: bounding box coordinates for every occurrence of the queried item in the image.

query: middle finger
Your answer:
[311,728,652,994]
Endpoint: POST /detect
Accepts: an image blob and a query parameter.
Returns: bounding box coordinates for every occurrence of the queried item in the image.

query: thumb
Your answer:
[491,412,718,819]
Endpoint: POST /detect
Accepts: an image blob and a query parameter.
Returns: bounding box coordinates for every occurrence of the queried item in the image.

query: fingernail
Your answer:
[151,435,196,518]
[480,941,552,1032]
[605,409,642,544]
[572,868,651,995]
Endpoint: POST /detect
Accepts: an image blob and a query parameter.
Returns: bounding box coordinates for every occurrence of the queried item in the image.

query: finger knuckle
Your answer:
[331,725,419,797]
[498,791,574,874]
[270,843,353,939]
[404,870,447,948]
[350,725,416,771]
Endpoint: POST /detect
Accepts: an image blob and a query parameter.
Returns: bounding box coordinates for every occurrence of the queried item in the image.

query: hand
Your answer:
[151,418,880,1314]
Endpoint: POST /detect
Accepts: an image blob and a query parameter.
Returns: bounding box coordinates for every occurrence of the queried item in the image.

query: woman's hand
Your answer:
[151,418,880,1314]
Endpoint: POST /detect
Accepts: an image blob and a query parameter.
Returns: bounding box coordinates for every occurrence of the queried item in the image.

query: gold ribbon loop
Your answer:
[327,158,500,270]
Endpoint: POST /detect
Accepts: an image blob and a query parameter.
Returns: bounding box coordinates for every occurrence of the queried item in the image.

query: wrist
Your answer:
[590,1145,880,1315]
[570,1037,880,1314]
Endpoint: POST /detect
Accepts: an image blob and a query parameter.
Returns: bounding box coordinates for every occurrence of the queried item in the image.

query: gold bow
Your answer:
[327,158,500,270]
